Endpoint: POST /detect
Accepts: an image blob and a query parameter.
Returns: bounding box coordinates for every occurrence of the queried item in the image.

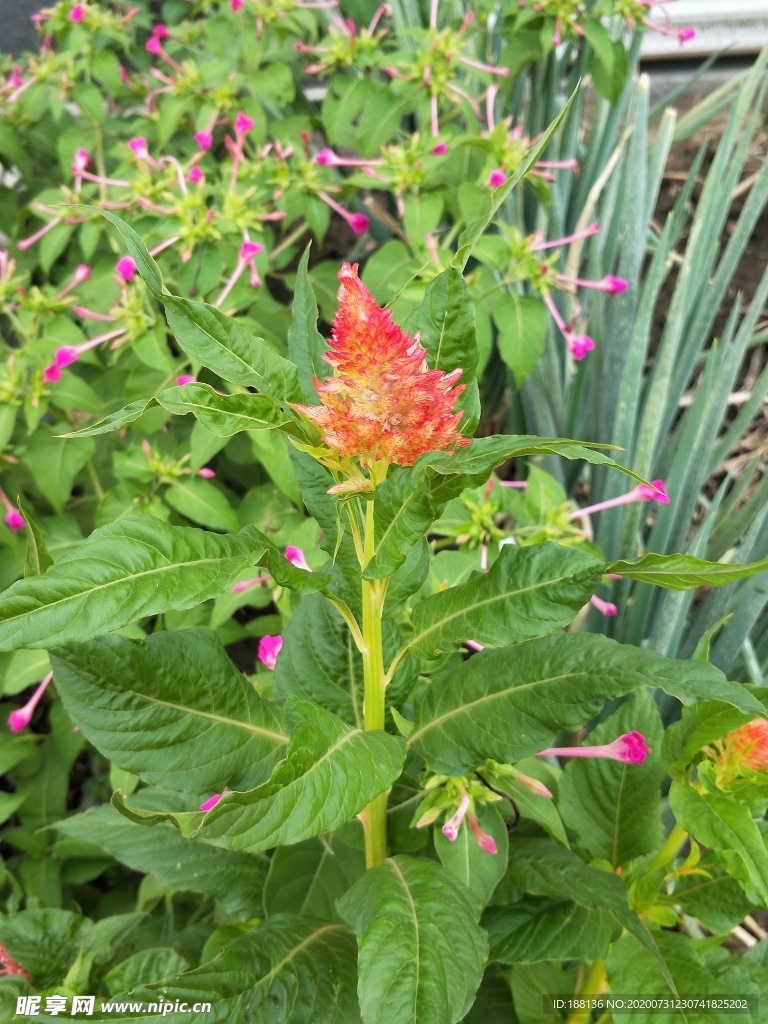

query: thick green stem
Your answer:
[565,960,607,1024]
[649,822,688,874]
[361,474,389,868]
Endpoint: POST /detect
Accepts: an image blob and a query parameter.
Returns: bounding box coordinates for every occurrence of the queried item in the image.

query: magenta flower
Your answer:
[441,791,470,842]
[258,635,283,670]
[176,375,196,386]
[0,487,24,532]
[234,111,255,136]
[145,35,163,56]
[468,815,497,854]
[116,256,137,282]
[567,334,595,361]
[488,169,506,188]
[590,594,617,617]
[231,0,244,9]
[128,137,150,161]
[317,191,369,235]
[194,130,213,150]
[315,147,336,166]
[42,328,129,382]
[199,792,224,811]
[285,546,311,571]
[637,479,670,503]
[43,365,61,383]
[8,672,53,733]
[678,28,695,43]
[152,23,170,39]
[232,576,270,594]
[431,142,448,155]
[187,166,205,184]
[70,4,85,22]
[568,478,669,520]
[537,731,650,765]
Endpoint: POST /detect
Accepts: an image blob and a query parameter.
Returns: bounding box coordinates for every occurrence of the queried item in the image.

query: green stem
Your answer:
[649,822,688,874]
[565,960,607,1024]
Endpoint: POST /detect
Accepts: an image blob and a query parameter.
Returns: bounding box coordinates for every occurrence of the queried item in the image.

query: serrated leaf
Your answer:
[263,832,365,921]
[364,465,437,580]
[605,552,768,589]
[406,543,603,657]
[114,697,405,853]
[484,896,615,964]
[288,244,326,403]
[50,629,287,791]
[54,804,267,919]
[0,909,89,989]
[408,633,764,775]
[0,516,266,650]
[157,383,292,435]
[337,855,487,1024]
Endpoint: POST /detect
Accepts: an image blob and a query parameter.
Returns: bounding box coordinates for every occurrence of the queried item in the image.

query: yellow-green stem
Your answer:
[361,479,388,868]
[565,960,607,1024]
[649,822,688,874]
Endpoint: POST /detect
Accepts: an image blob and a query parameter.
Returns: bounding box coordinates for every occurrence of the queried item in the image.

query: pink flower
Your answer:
[70,4,85,22]
[116,256,137,282]
[4,509,24,532]
[231,0,244,9]
[176,374,196,386]
[678,28,695,44]
[348,212,370,235]
[239,240,264,261]
[601,275,630,294]
[234,111,255,136]
[43,364,62,383]
[468,814,497,854]
[199,792,224,811]
[590,594,617,617]
[187,166,205,184]
[431,142,448,155]
[8,673,53,733]
[488,169,506,188]
[74,148,91,170]
[567,334,595,360]
[568,478,670,521]
[636,479,670,504]
[232,576,269,594]
[54,346,80,368]
[315,147,337,166]
[73,264,91,283]
[285,546,311,571]
[152,23,170,39]
[197,467,216,478]
[128,137,150,160]
[537,731,650,765]
[258,635,283,670]
[194,130,213,150]
[441,792,470,842]
[146,35,164,56]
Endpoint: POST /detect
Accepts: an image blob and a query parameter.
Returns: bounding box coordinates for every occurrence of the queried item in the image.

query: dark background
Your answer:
[0,0,41,55]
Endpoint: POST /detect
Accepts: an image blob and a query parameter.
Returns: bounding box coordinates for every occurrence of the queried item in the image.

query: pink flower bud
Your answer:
[187,166,205,184]
[145,35,164,56]
[602,275,630,294]
[489,169,506,188]
[74,147,91,170]
[431,142,448,155]
[4,509,24,532]
[441,792,471,842]
[512,771,553,799]
[55,346,80,368]
[197,468,216,478]
[567,334,595,360]
[678,28,695,44]
[8,707,32,732]
[590,594,617,617]
[258,635,283,670]
[70,4,85,23]
[152,23,170,39]
[468,814,498,854]
[232,576,269,594]
[348,212,370,235]
[315,147,337,165]
[176,375,196,386]
[194,130,213,150]
[73,263,91,283]
[636,479,669,504]
[116,256,137,282]
[239,241,264,261]
[285,546,311,571]
[128,136,149,160]
[199,792,223,811]
[234,111,256,135]
[538,731,650,765]
[43,364,62,384]
[231,0,244,9]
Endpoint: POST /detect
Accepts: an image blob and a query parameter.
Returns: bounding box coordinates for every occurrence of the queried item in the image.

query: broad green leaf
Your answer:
[495,294,548,387]
[409,633,764,775]
[104,948,190,997]
[53,804,267,919]
[558,690,666,867]
[288,244,327,403]
[404,268,480,434]
[484,896,615,965]
[406,543,603,657]
[50,629,287,791]
[337,855,487,1024]
[115,697,405,853]
[667,866,756,934]
[434,804,509,907]
[669,782,768,904]
[605,552,768,589]
[0,909,89,989]
[157,383,292,435]
[504,838,674,991]
[129,916,361,1023]
[20,502,53,577]
[263,832,365,922]
[0,516,266,650]
[364,466,437,579]
[163,296,303,405]
[57,397,156,438]
[25,428,95,513]
[452,88,577,271]
[165,478,240,532]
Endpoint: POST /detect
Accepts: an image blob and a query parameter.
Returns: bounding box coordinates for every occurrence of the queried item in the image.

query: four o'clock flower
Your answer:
[232,575,270,594]
[71,3,86,22]
[194,130,213,151]
[200,791,226,811]
[316,191,370,235]
[568,479,669,520]
[42,327,129,383]
[8,672,53,733]
[258,635,283,670]
[537,731,650,765]
[441,790,470,842]
[116,256,137,282]
[55,263,91,301]
[297,263,470,467]
[176,374,196,386]
[0,488,24,531]
[286,546,312,572]
[215,239,265,307]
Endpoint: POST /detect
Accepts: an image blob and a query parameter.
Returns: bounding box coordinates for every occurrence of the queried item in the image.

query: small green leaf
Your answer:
[495,294,548,387]
[165,478,240,532]
[288,244,327,403]
[157,384,292,436]
[263,832,365,921]
[19,502,53,577]
[57,397,156,438]
[605,552,768,590]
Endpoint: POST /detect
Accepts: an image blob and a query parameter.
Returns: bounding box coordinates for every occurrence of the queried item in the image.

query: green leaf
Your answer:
[75,206,164,295]
[558,690,666,867]
[404,268,480,434]
[20,502,53,577]
[50,629,287,791]
[104,948,190,997]
[288,244,327,403]
[495,294,548,387]
[163,297,303,405]
[165,478,240,532]
[0,516,266,650]
[605,552,768,589]
[115,697,405,853]
[407,543,603,657]
[337,855,487,1024]
[57,397,156,437]
[54,804,267,919]
[0,909,89,988]
[409,633,763,775]
[662,700,754,776]
[668,867,756,934]
[134,916,361,1022]
[435,803,509,908]
[263,832,366,921]
[364,466,437,579]
[452,88,578,271]
[485,896,615,965]
[25,428,95,513]
[157,383,292,435]
[246,530,332,594]
[669,782,768,904]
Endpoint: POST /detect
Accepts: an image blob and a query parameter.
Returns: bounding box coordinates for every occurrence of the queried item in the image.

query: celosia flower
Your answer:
[719,719,768,773]
[537,731,650,765]
[258,635,283,670]
[0,940,30,981]
[8,672,53,733]
[297,263,470,467]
